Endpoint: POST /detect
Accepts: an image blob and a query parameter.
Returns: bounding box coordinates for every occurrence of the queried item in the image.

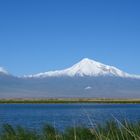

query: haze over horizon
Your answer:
[0,0,140,76]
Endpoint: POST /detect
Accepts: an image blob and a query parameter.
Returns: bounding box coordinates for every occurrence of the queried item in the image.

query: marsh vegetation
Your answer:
[1,120,140,140]
[1,98,140,104]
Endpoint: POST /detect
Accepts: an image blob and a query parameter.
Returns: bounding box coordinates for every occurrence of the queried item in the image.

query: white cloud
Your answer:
[85,86,92,90]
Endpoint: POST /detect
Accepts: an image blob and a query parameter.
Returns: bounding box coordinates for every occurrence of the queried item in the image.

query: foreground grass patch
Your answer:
[1,120,140,140]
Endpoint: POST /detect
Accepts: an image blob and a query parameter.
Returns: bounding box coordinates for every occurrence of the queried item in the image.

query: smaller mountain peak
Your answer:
[0,67,9,75]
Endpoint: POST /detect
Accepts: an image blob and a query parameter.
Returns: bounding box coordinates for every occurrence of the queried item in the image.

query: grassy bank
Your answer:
[1,120,140,140]
[0,98,140,104]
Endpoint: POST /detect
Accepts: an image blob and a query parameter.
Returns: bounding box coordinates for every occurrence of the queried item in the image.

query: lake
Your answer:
[0,103,140,130]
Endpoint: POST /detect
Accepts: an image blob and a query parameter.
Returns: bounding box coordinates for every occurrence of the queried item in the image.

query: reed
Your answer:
[1,120,140,140]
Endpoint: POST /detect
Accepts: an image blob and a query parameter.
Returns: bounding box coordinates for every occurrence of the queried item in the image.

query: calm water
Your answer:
[0,104,140,130]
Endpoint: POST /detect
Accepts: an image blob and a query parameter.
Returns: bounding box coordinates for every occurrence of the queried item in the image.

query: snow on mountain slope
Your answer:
[26,58,133,78]
[0,67,8,75]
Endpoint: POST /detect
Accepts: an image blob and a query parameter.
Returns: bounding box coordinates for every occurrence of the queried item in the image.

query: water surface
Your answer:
[0,103,140,130]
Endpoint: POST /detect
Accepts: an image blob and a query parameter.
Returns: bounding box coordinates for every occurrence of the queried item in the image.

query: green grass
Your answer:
[1,98,140,104]
[1,120,140,140]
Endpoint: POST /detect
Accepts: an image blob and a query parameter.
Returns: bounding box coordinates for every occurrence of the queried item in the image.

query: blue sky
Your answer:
[0,0,140,76]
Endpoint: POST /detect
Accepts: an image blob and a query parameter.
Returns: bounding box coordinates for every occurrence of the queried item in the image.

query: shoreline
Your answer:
[1,98,140,104]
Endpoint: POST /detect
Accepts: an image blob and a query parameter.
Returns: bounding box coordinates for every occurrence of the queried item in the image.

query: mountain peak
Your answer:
[80,58,93,62]
[66,58,130,77]
[26,58,131,78]
[79,58,98,64]
[77,58,102,68]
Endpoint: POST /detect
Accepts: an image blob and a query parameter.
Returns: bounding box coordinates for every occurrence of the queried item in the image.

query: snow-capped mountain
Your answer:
[27,58,131,78]
[0,58,140,98]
